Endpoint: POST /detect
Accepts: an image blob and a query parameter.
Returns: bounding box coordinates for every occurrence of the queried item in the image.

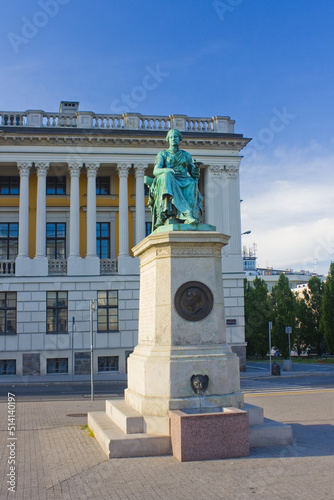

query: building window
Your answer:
[145,222,152,236]
[0,176,19,195]
[46,223,66,259]
[97,291,118,332]
[0,292,17,334]
[96,222,110,258]
[144,184,150,196]
[96,176,110,195]
[0,223,18,260]
[46,176,66,195]
[98,356,119,372]
[47,291,68,333]
[0,360,16,375]
[47,358,68,374]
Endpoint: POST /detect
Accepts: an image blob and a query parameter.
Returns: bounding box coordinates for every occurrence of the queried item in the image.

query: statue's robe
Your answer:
[148,149,203,228]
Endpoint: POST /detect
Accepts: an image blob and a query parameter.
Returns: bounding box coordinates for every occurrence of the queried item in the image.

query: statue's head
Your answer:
[166,129,183,144]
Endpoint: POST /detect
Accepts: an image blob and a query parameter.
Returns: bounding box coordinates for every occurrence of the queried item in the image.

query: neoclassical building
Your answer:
[0,102,250,379]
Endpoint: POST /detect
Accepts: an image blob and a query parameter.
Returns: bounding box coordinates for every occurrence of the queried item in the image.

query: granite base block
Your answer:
[169,407,249,462]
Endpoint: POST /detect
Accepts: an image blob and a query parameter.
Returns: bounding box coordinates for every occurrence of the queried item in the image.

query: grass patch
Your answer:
[81,424,95,438]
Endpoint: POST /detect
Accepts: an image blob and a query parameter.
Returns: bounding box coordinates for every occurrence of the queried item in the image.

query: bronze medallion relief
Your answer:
[174,281,214,322]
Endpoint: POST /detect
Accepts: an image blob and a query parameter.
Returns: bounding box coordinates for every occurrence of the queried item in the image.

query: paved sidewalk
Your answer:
[1,389,334,499]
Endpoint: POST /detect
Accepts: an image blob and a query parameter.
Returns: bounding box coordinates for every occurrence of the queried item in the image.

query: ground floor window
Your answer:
[97,290,118,331]
[98,356,119,372]
[0,292,17,334]
[47,291,68,333]
[47,358,68,374]
[0,359,16,375]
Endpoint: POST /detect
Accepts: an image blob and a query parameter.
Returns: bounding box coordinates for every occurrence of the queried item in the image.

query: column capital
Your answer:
[86,163,100,177]
[35,162,50,177]
[208,164,225,177]
[17,162,32,176]
[117,163,131,178]
[226,165,239,179]
[68,162,82,177]
[133,163,147,178]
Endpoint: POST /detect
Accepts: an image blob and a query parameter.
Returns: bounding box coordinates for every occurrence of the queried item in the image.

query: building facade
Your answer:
[0,102,250,380]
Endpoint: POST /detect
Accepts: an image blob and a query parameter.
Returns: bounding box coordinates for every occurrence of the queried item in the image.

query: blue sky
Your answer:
[1,0,334,275]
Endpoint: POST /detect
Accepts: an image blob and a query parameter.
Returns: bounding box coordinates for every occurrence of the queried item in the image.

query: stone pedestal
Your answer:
[88,227,292,459]
[125,229,243,416]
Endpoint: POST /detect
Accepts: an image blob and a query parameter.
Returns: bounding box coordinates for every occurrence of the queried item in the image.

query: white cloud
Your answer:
[241,143,334,276]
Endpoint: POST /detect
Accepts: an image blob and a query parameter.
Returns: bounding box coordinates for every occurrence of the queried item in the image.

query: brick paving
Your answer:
[0,391,333,500]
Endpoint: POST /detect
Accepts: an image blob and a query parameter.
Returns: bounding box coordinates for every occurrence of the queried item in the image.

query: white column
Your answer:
[86,163,99,256]
[204,165,223,231]
[117,163,139,275]
[225,164,243,272]
[17,162,31,258]
[117,163,131,257]
[85,163,100,275]
[67,162,83,275]
[35,162,49,258]
[32,162,50,276]
[15,162,32,276]
[134,163,146,244]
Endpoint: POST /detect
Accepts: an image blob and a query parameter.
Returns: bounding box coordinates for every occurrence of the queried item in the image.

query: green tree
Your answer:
[321,263,334,353]
[271,273,296,359]
[296,276,324,354]
[244,277,272,358]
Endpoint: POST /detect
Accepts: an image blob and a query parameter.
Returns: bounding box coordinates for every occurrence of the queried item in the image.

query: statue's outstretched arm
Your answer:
[189,158,200,180]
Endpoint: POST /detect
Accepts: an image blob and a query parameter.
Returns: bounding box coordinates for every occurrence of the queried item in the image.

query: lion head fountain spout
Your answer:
[191,374,209,396]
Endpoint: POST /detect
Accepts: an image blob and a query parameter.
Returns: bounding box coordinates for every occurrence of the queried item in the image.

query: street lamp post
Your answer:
[285,326,292,367]
[90,299,96,401]
[269,321,272,375]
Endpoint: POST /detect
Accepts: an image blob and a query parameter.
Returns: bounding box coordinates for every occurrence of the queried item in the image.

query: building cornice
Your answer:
[0,128,251,152]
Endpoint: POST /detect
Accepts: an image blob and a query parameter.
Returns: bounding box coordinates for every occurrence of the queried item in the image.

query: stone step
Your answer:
[249,418,293,448]
[106,400,144,434]
[88,411,171,458]
[243,403,264,426]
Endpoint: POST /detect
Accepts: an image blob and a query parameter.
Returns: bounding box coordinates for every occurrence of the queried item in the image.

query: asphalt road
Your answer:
[0,381,127,401]
[0,361,333,401]
[247,360,334,373]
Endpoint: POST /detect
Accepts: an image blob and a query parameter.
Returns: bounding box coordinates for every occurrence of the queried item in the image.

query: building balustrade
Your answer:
[100,259,118,275]
[48,259,67,275]
[0,109,234,133]
[0,260,16,275]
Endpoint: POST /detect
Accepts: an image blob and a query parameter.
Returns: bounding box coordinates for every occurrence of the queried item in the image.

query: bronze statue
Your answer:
[147,129,203,229]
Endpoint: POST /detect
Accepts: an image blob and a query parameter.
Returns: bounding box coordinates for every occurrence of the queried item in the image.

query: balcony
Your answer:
[100,259,118,275]
[0,260,15,276]
[48,259,67,275]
